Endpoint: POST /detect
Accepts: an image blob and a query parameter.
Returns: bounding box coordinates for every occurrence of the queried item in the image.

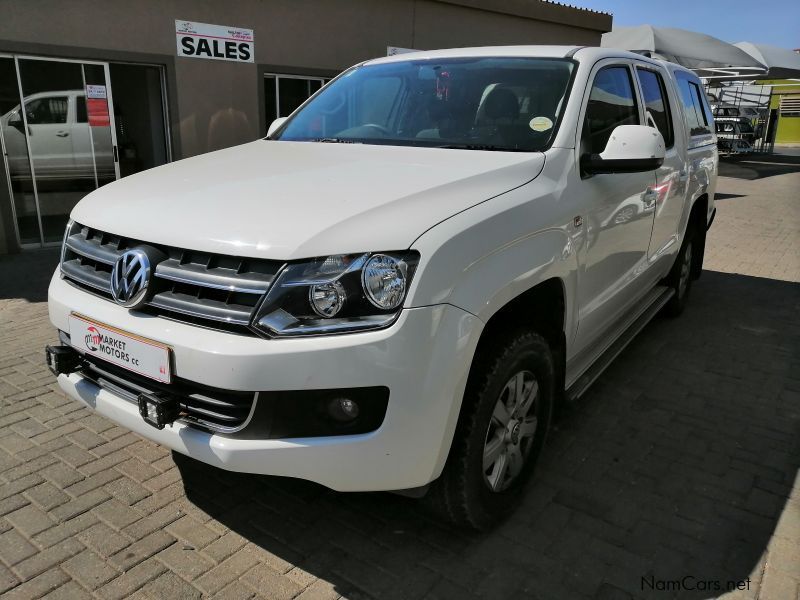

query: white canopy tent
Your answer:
[734,43,800,80]
[601,25,767,79]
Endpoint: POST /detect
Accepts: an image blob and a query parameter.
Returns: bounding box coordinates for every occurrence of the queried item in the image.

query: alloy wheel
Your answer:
[483,370,539,492]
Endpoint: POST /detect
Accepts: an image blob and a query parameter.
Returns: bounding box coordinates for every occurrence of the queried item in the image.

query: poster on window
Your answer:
[85,85,110,127]
[175,20,254,62]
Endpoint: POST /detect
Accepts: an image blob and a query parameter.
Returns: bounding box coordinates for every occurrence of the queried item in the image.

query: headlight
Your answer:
[251,251,419,337]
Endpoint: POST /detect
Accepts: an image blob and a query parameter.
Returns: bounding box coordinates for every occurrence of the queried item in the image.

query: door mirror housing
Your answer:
[581,125,665,175]
[267,117,288,138]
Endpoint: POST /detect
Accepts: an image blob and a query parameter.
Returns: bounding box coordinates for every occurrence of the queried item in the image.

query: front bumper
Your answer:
[49,272,482,491]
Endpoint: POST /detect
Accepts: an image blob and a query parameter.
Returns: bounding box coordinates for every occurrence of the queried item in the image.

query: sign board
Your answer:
[176,20,254,63]
[387,46,419,56]
[85,85,109,127]
[86,85,107,99]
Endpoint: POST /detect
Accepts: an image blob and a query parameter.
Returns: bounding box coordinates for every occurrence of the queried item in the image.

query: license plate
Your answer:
[68,314,172,383]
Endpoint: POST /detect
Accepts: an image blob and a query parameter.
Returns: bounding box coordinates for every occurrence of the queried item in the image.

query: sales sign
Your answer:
[176,20,254,63]
[85,85,109,127]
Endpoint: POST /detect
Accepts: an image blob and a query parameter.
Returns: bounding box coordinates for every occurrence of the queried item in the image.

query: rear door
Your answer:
[633,63,686,264]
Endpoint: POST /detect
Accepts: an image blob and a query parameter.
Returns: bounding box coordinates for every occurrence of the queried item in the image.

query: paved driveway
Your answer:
[1,157,799,600]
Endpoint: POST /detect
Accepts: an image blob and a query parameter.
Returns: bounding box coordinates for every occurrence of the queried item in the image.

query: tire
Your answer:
[663,220,699,317]
[428,329,554,530]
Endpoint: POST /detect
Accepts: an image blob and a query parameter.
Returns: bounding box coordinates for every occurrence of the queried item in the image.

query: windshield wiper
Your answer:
[435,143,527,152]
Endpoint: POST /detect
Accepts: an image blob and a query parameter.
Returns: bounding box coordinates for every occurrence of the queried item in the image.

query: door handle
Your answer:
[679,169,688,182]
[56,131,69,137]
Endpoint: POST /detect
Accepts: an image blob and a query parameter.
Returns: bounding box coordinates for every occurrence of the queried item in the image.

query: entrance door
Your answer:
[0,56,120,246]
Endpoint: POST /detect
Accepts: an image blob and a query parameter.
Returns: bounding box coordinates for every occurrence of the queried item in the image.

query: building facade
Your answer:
[0,0,611,253]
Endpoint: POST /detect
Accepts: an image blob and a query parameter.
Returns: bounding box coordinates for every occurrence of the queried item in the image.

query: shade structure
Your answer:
[734,42,800,79]
[602,25,767,78]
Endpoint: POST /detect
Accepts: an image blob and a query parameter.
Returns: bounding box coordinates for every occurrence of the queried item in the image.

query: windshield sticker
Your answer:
[529,116,553,132]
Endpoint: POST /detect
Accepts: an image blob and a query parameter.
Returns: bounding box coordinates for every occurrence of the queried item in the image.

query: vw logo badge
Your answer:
[110,248,152,308]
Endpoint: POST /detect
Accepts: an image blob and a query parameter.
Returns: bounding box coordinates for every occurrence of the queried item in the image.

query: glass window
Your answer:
[582,66,639,155]
[278,77,310,117]
[691,82,713,127]
[264,75,328,134]
[24,96,68,124]
[76,95,87,123]
[676,72,711,137]
[275,57,575,152]
[636,68,673,148]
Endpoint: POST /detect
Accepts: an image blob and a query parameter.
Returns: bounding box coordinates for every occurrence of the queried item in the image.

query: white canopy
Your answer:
[602,25,767,78]
[734,42,800,79]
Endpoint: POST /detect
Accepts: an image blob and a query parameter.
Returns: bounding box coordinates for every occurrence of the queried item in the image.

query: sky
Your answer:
[570,0,800,49]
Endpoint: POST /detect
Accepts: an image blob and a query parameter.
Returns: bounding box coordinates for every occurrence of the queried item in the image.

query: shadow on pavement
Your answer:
[175,270,800,600]
[0,248,59,302]
[719,153,800,180]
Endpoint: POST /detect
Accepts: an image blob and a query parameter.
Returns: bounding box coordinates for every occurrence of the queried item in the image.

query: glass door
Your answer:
[0,55,38,245]
[10,56,119,245]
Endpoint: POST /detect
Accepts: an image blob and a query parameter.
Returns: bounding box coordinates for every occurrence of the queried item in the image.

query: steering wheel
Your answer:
[361,123,391,137]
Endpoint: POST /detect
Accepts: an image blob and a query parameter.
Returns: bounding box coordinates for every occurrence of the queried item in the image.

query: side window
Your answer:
[676,73,711,137]
[636,68,674,148]
[691,82,714,127]
[24,97,68,124]
[582,66,639,155]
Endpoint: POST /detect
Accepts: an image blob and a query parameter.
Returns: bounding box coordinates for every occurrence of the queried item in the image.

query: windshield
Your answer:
[272,57,575,152]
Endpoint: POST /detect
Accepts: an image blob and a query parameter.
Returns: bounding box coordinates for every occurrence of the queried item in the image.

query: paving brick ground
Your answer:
[1,156,799,599]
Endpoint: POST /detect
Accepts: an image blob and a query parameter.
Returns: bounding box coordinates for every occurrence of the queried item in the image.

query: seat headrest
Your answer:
[484,88,519,121]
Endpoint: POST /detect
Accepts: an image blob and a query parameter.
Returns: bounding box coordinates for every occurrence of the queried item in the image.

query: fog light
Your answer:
[327,397,360,422]
[45,345,81,376]
[137,392,180,430]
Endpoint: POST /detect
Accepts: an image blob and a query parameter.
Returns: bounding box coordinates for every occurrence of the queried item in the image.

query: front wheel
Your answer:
[428,329,554,530]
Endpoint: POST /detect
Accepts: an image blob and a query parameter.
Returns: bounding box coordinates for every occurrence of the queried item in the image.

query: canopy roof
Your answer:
[602,25,767,78]
[734,42,800,79]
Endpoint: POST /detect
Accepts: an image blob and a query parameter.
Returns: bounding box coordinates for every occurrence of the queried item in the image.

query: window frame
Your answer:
[634,66,675,149]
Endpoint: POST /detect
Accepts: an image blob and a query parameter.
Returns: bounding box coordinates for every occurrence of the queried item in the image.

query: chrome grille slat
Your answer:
[60,222,283,335]
[65,233,122,265]
[61,259,113,293]
[155,259,273,294]
[149,291,254,325]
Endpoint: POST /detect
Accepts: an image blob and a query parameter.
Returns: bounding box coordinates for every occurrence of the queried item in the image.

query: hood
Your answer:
[72,140,544,260]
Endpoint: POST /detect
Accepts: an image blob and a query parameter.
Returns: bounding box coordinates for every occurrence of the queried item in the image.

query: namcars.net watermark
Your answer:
[642,575,751,593]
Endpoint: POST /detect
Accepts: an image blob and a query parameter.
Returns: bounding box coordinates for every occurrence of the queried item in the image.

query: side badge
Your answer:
[573,215,583,228]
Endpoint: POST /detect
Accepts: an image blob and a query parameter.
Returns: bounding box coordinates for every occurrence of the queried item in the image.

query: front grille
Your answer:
[78,352,257,433]
[61,222,283,334]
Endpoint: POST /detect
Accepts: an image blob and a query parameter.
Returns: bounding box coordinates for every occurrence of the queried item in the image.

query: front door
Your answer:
[0,56,120,246]
[572,62,657,353]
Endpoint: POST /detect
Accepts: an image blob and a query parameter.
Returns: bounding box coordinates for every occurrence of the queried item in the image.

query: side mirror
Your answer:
[267,117,288,138]
[8,111,24,133]
[581,125,665,175]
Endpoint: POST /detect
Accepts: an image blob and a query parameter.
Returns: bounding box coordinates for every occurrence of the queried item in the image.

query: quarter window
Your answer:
[582,66,639,155]
[636,68,674,148]
[676,72,711,137]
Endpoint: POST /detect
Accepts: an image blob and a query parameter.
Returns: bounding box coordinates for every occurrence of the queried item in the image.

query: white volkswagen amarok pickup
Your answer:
[47,46,716,529]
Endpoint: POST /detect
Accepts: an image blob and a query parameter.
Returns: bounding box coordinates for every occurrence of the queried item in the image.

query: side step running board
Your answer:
[566,286,674,402]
